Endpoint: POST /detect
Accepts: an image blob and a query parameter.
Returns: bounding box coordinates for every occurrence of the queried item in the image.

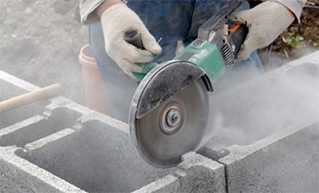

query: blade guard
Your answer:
[130,61,208,120]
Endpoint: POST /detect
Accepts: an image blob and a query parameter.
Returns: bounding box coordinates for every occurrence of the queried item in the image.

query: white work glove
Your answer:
[236,1,295,59]
[100,3,162,77]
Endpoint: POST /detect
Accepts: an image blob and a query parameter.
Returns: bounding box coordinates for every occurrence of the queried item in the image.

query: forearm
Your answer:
[269,0,307,21]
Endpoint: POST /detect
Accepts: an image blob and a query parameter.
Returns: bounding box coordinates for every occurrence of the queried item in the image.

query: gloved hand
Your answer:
[100,3,162,78]
[236,1,295,59]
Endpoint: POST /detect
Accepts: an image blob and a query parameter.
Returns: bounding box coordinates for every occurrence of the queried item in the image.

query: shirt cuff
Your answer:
[269,0,306,22]
[80,0,105,24]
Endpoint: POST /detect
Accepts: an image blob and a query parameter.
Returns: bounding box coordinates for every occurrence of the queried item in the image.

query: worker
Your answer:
[78,0,306,121]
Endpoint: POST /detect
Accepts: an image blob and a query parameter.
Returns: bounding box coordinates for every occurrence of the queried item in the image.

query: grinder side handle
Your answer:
[124,30,157,81]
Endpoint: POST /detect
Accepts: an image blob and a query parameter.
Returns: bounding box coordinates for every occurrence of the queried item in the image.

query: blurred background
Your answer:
[0,0,86,103]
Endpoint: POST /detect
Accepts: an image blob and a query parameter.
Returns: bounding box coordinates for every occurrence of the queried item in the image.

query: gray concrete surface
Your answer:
[0,0,86,102]
[220,123,319,193]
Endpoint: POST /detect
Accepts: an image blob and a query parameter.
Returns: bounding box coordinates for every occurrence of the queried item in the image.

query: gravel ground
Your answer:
[0,0,87,102]
[272,0,319,58]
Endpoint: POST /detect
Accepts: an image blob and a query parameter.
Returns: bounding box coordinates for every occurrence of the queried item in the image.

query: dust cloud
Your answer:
[200,56,319,149]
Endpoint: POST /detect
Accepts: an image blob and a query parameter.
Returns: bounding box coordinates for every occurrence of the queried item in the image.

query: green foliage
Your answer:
[284,35,305,49]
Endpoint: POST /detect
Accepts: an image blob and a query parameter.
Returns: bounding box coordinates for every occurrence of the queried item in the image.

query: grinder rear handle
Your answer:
[226,21,248,57]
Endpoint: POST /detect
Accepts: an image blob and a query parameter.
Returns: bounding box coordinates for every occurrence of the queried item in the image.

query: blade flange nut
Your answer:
[161,106,183,135]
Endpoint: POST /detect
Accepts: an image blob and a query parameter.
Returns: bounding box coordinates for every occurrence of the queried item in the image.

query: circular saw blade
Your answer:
[130,64,209,167]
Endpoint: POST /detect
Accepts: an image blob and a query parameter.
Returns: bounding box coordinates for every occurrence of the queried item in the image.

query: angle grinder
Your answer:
[128,0,249,168]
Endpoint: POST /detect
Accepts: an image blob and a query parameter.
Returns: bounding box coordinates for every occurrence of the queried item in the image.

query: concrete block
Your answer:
[18,119,171,193]
[0,70,226,193]
[219,123,319,193]
[0,147,84,193]
[0,107,80,147]
[134,153,226,193]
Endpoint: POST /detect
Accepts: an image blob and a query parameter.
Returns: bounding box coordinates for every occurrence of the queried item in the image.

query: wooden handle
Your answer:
[0,84,62,113]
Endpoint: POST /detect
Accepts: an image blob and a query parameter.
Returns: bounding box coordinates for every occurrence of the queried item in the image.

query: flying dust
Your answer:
[199,53,319,150]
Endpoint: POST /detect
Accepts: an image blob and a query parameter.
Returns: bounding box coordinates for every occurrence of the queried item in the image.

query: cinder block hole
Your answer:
[0,107,80,147]
[18,120,170,193]
[0,80,48,129]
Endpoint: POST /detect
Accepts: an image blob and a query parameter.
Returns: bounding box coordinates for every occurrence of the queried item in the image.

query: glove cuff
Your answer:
[269,0,306,23]
[80,0,127,24]
[100,2,128,18]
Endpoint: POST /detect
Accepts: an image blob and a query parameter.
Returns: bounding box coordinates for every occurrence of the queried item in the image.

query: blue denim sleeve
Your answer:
[127,0,195,62]
[126,0,258,64]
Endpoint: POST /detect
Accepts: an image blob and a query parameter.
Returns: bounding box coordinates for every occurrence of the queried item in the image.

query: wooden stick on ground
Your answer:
[0,84,62,113]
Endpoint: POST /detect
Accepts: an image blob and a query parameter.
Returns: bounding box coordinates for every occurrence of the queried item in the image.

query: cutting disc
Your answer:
[130,62,209,168]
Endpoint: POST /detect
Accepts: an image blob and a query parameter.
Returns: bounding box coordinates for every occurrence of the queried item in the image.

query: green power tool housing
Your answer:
[128,0,249,168]
[126,2,248,86]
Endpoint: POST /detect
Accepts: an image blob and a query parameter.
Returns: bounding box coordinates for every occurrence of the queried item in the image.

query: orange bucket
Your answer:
[79,45,107,113]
